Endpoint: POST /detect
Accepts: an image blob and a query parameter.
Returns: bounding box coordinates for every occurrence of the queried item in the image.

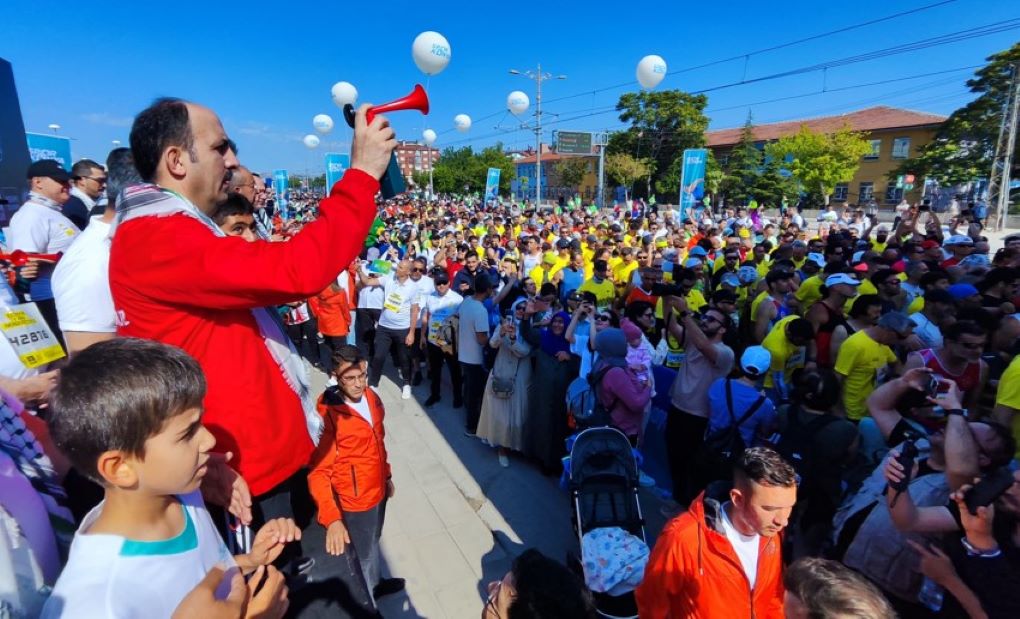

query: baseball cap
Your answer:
[543,252,558,265]
[720,273,740,288]
[684,258,703,268]
[806,252,826,268]
[26,159,70,182]
[737,265,760,284]
[852,250,865,264]
[877,311,914,336]
[944,235,974,247]
[958,254,990,269]
[688,246,708,258]
[852,263,870,273]
[948,283,979,300]
[825,273,861,288]
[555,239,570,250]
[740,346,772,377]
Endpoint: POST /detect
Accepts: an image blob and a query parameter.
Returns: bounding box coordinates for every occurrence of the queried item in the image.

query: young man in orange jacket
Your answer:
[636,447,796,618]
[308,344,404,605]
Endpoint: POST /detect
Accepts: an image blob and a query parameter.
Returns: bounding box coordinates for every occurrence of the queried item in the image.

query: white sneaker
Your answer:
[401,385,412,400]
[498,452,510,468]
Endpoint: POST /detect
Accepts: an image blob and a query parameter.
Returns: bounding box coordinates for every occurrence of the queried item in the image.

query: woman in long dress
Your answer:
[521,306,579,474]
[477,298,533,467]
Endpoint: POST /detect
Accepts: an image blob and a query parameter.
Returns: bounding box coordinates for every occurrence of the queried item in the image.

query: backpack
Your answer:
[566,365,616,429]
[700,380,766,482]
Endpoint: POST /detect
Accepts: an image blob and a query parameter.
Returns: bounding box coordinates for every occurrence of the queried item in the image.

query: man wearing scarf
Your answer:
[109,98,395,528]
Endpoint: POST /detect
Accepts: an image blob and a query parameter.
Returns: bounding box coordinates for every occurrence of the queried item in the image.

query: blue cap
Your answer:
[737,265,760,284]
[948,283,979,300]
[721,273,740,288]
[688,246,708,258]
[740,345,772,376]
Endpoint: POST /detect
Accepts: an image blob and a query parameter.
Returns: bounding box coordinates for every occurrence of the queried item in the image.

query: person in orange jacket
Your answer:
[308,344,404,604]
[635,447,797,618]
[308,264,356,355]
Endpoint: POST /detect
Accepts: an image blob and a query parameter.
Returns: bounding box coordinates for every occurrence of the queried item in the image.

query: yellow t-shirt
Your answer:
[578,278,616,309]
[756,260,771,279]
[834,330,897,420]
[608,256,623,274]
[750,291,770,321]
[844,278,876,313]
[613,261,640,294]
[907,296,925,315]
[795,275,825,312]
[529,265,557,287]
[654,288,707,320]
[994,355,1020,459]
[762,315,807,389]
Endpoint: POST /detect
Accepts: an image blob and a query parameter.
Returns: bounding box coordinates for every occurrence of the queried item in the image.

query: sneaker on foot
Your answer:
[424,395,440,407]
[464,428,477,437]
[498,452,510,468]
[373,577,405,599]
[638,470,656,488]
[401,385,412,400]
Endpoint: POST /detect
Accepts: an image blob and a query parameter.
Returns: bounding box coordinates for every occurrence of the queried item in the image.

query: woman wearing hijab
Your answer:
[477,298,533,467]
[592,328,653,446]
[521,303,580,475]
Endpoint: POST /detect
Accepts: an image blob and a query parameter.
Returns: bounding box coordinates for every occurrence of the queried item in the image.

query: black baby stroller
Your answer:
[568,427,648,619]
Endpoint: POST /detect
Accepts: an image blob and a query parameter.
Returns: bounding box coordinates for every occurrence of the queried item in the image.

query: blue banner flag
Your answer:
[324,153,349,193]
[484,167,501,204]
[273,169,288,219]
[26,133,73,170]
[679,148,707,214]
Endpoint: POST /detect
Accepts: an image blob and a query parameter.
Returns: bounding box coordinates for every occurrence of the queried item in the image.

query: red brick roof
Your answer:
[706,106,947,147]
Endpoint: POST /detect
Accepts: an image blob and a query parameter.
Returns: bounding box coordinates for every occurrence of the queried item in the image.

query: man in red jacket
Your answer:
[636,447,796,618]
[109,98,394,531]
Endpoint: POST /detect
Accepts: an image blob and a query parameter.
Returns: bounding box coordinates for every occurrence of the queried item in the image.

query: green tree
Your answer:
[765,125,871,205]
[893,42,1020,186]
[749,158,797,209]
[608,89,709,197]
[719,114,763,204]
[704,150,725,204]
[411,170,430,189]
[605,153,651,201]
[430,144,515,195]
[556,157,588,191]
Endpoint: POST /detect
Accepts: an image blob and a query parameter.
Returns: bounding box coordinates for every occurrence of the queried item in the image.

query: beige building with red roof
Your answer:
[707,106,947,206]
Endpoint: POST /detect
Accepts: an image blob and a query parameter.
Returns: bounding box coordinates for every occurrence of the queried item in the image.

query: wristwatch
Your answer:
[944,408,968,419]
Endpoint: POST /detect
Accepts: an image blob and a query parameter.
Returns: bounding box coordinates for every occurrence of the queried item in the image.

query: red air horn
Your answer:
[343,84,430,199]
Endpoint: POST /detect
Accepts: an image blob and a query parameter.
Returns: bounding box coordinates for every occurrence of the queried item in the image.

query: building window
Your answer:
[892,137,910,159]
[864,139,881,160]
[833,184,849,202]
[859,182,874,202]
[884,183,903,204]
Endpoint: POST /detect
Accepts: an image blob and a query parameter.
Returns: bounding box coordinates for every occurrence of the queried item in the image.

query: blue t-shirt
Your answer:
[706,378,777,449]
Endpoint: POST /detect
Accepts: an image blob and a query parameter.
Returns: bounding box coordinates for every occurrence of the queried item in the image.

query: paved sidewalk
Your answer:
[303,364,671,618]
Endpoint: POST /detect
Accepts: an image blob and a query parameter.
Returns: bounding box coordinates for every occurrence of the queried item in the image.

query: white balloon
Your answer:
[422,129,437,145]
[312,114,334,134]
[453,114,472,133]
[303,134,320,149]
[507,90,530,115]
[636,54,668,89]
[412,31,452,76]
[331,81,358,107]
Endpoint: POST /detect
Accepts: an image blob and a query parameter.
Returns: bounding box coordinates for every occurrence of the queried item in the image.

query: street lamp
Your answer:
[112,140,121,147]
[47,123,61,134]
[509,64,566,209]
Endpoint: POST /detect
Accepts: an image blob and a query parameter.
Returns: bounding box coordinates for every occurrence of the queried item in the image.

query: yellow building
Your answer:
[706,106,947,206]
[514,151,600,203]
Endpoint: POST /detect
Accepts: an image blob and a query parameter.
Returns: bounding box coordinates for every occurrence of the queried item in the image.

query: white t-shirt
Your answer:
[719,502,760,589]
[346,394,373,426]
[7,199,79,254]
[423,289,463,343]
[42,491,236,619]
[411,275,435,327]
[378,274,420,330]
[458,296,489,365]
[910,313,943,349]
[52,216,116,333]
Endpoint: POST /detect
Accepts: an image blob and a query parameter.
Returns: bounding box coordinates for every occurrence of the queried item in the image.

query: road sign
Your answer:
[555,131,593,155]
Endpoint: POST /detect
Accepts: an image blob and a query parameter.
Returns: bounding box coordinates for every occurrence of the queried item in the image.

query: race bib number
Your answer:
[1,303,65,368]
[383,292,404,313]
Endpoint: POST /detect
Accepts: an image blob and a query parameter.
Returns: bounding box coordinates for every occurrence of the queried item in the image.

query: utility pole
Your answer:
[594,131,609,210]
[510,64,566,208]
[989,62,1020,231]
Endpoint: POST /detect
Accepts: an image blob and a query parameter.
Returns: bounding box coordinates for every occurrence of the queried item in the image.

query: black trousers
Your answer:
[666,407,709,506]
[356,308,381,359]
[427,342,462,401]
[285,318,319,365]
[369,325,411,388]
[461,362,487,433]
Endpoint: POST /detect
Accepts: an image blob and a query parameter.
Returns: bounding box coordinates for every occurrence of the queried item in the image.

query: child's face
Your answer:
[628,336,642,348]
[130,407,216,496]
[219,214,258,242]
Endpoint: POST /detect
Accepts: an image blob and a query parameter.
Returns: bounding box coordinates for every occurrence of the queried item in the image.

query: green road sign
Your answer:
[555,131,593,155]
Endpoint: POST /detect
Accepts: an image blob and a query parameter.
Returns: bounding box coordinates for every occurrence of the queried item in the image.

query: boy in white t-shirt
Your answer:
[42,338,298,618]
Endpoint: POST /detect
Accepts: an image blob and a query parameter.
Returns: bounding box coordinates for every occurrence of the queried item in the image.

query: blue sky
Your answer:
[3,0,1018,176]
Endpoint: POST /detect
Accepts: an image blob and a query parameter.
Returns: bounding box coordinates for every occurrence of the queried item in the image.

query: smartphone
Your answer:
[926,374,940,400]
[964,467,1016,515]
[891,440,918,494]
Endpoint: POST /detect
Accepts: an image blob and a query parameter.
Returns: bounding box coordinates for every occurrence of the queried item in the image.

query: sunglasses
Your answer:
[412,267,426,273]
[595,314,611,322]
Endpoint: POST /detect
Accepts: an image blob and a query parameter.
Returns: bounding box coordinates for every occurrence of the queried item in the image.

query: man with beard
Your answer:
[63,159,106,229]
[109,98,394,539]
